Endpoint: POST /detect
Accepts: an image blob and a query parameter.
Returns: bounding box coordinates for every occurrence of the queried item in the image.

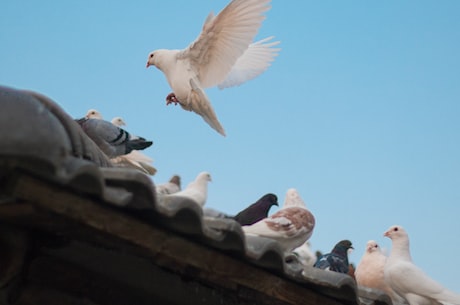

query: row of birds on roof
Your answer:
[73,0,460,303]
[154,173,460,305]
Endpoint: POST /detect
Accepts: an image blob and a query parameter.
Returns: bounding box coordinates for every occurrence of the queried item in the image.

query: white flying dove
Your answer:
[146,0,280,136]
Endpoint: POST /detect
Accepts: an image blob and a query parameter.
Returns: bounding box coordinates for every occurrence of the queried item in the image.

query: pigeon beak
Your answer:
[146,62,150,68]
[383,230,390,237]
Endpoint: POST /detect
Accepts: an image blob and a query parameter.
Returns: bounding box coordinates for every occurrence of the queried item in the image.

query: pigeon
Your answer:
[146,0,280,136]
[242,188,315,252]
[384,225,460,305]
[86,108,103,120]
[156,175,181,195]
[164,172,211,207]
[355,240,406,303]
[111,116,127,127]
[110,150,157,175]
[83,110,157,174]
[233,193,278,226]
[106,115,156,175]
[76,117,152,158]
[292,241,317,267]
[314,240,354,274]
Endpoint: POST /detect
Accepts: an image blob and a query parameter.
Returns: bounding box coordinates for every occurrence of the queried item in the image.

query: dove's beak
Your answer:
[383,230,390,237]
[146,62,150,68]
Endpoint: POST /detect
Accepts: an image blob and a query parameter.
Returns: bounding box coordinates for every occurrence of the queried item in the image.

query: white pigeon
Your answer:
[165,172,211,207]
[242,188,315,252]
[292,241,316,267]
[111,116,126,127]
[156,175,181,195]
[146,0,280,137]
[355,240,406,304]
[86,108,103,120]
[384,225,460,305]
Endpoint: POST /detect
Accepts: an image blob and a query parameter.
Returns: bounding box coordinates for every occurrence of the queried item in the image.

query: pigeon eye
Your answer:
[394,227,398,231]
[150,54,154,58]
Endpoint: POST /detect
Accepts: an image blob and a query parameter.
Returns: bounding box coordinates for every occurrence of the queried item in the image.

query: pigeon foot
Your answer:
[166,93,179,105]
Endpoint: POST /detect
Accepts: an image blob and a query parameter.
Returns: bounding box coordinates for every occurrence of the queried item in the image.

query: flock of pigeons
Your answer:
[72,0,460,304]
[156,174,460,305]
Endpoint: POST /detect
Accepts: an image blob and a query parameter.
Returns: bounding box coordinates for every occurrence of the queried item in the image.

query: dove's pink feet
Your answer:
[166,93,179,105]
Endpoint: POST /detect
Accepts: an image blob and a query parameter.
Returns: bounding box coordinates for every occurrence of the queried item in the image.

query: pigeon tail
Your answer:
[126,139,153,153]
[189,78,226,136]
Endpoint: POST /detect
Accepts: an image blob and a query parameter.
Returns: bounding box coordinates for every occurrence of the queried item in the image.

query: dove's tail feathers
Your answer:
[189,78,226,136]
[127,139,153,152]
[125,150,154,163]
[218,36,281,90]
[138,161,157,175]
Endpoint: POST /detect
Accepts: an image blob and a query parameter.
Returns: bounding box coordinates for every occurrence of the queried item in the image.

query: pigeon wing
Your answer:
[218,36,280,89]
[179,0,271,88]
[388,261,460,303]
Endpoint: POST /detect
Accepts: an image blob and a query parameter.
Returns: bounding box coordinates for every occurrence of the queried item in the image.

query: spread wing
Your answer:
[218,36,280,89]
[179,0,271,88]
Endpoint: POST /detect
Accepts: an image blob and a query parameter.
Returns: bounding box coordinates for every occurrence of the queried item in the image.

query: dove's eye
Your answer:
[150,54,154,58]
[394,227,399,231]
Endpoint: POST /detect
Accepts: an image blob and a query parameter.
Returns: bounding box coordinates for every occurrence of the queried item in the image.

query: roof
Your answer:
[0,85,393,305]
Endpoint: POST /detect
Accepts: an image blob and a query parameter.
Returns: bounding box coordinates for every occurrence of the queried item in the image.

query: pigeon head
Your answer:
[86,109,103,119]
[170,175,181,188]
[283,188,306,209]
[197,171,212,182]
[262,193,278,207]
[366,240,380,253]
[146,51,156,68]
[384,225,407,240]
[111,116,126,127]
[333,240,354,255]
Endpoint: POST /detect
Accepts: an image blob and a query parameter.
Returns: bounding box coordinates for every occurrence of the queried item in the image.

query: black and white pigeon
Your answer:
[384,225,460,305]
[76,117,152,158]
[146,0,280,136]
[314,240,354,274]
[156,175,181,195]
[233,193,278,226]
[242,188,315,252]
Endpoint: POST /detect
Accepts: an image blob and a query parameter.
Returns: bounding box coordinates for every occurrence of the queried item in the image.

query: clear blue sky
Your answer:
[2,0,459,292]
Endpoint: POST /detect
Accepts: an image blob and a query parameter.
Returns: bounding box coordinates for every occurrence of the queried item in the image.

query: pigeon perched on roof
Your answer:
[355,240,406,303]
[314,240,354,274]
[146,0,280,136]
[242,188,315,252]
[292,241,316,267]
[83,110,157,175]
[111,116,126,127]
[156,175,181,195]
[76,118,152,158]
[164,172,211,207]
[110,150,157,175]
[233,193,278,226]
[384,225,460,305]
[86,108,103,120]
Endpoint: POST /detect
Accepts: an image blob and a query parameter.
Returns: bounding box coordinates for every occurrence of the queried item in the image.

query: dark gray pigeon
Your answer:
[314,240,353,274]
[233,193,278,226]
[76,118,152,158]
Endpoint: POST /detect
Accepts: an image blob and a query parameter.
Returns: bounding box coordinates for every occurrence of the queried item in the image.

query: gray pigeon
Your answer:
[76,118,152,158]
[233,193,278,226]
[314,240,354,274]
